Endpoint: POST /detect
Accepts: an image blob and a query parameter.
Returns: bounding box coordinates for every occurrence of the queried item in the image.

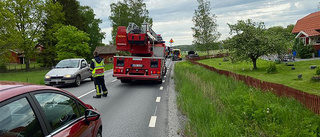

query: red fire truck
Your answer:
[113,22,167,84]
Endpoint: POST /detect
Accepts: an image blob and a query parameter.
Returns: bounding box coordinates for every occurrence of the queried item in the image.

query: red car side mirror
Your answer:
[85,109,100,122]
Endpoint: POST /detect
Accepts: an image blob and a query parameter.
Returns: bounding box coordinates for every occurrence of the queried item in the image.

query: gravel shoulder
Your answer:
[168,61,186,137]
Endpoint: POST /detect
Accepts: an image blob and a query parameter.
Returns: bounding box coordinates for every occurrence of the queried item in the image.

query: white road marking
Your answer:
[164,76,166,78]
[159,86,163,90]
[156,97,161,102]
[78,89,95,99]
[149,116,157,127]
[162,80,165,83]
[111,79,117,83]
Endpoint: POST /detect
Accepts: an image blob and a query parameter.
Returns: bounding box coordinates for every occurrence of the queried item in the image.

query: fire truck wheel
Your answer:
[162,67,167,76]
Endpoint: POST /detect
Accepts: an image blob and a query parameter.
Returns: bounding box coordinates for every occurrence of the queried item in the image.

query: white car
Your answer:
[44,58,92,86]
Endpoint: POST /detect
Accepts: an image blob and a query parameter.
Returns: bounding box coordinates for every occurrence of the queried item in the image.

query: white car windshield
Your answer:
[55,60,79,68]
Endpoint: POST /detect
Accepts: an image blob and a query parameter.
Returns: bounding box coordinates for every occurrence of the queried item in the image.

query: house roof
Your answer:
[295,29,320,38]
[94,46,119,55]
[292,11,320,36]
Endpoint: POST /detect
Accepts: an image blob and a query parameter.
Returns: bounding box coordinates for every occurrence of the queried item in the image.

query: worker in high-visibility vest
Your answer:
[90,51,108,98]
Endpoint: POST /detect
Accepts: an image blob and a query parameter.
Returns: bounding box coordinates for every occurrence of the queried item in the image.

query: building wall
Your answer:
[100,54,115,64]
[9,51,19,63]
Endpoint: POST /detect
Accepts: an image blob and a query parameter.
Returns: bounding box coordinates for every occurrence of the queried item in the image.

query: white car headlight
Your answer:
[64,74,72,78]
[45,75,51,79]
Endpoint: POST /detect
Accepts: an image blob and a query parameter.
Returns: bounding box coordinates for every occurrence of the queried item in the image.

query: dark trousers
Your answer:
[93,76,108,95]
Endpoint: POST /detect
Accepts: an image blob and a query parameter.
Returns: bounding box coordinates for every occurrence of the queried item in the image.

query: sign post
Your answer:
[169,38,174,47]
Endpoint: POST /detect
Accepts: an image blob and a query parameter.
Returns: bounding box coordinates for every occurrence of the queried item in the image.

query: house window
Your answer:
[316,37,320,43]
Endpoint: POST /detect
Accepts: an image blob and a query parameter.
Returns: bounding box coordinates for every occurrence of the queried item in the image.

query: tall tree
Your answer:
[109,0,153,44]
[191,0,220,56]
[0,0,21,68]
[56,0,87,32]
[38,0,65,67]
[79,6,105,55]
[225,19,268,69]
[54,25,90,60]
[5,0,45,70]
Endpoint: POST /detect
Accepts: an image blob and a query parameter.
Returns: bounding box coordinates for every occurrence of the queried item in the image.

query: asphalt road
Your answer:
[60,59,177,137]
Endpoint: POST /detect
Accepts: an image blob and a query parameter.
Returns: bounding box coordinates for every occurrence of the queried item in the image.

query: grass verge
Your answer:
[175,61,320,136]
[198,58,320,95]
[0,70,49,85]
[105,63,113,70]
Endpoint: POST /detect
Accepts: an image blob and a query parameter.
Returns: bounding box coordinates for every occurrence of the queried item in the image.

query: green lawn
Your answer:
[0,70,49,85]
[0,63,113,85]
[198,58,320,95]
[175,61,320,136]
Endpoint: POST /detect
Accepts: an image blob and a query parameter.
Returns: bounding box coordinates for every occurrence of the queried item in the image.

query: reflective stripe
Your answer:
[96,85,101,95]
[92,59,105,77]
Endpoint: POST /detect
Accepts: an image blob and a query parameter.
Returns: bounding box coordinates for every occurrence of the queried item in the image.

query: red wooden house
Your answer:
[292,11,320,55]
[8,44,44,64]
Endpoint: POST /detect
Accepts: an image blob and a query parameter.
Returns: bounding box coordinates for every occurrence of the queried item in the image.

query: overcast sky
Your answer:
[78,0,318,46]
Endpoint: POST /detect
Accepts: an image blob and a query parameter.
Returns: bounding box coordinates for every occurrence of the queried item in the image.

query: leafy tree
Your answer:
[56,0,87,32]
[5,0,45,70]
[266,25,295,61]
[109,0,153,44]
[38,0,65,67]
[79,6,105,55]
[225,19,268,69]
[54,25,90,60]
[0,0,21,69]
[191,0,220,56]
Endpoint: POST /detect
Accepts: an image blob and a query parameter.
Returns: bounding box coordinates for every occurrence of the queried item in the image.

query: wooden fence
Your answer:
[188,56,320,114]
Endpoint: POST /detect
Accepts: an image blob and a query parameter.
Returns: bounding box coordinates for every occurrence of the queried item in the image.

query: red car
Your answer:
[0,82,102,137]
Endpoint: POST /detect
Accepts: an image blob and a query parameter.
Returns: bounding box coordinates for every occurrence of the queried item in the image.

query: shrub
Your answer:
[0,63,7,72]
[267,63,277,73]
[298,45,313,59]
[316,67,320,75]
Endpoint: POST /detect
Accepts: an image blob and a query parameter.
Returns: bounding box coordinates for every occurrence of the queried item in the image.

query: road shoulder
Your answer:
[168,61,186,136]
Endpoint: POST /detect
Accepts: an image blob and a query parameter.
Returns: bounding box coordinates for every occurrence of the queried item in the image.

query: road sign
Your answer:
[169,38,174,43]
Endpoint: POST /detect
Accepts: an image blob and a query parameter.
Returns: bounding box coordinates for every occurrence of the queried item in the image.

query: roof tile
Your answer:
[292,11,320,34]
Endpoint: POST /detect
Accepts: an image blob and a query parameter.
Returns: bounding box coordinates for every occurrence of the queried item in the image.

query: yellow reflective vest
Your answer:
[91,59,105,77]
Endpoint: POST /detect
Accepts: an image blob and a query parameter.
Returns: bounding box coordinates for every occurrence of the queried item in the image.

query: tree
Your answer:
[109,0,153,44]
[225,19,269,69]
[54,25,90,60]
[0,0,21,69]
[79,6,105,55]
[56,0,87,32]
[266,25,295,61]
[38,0,65,67]
[5,0,45,70]
[191,0,220,56]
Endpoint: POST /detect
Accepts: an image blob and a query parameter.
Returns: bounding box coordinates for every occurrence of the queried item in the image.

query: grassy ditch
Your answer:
[175,61,320,136]
[198,58,320,95]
